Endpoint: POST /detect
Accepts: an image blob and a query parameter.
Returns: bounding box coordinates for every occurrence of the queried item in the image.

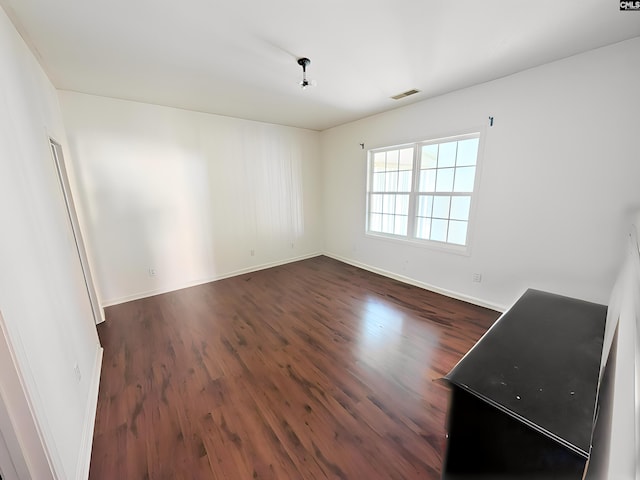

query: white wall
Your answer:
[0,6,102,480]
[321,37,640,310]
[58,92,323,306]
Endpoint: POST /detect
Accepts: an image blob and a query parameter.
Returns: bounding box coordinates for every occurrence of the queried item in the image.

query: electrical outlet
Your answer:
[73,363,82,383]
[472,273,482,283]
[148,267,156,277]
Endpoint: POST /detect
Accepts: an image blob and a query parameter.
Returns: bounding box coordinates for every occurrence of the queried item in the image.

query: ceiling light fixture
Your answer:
[297,57,315,90]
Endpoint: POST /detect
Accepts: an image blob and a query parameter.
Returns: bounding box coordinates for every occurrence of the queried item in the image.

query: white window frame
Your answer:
[366,131,483,255]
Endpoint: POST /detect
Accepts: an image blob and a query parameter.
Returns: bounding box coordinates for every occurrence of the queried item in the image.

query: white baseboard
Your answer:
[324,252,506,312]
[100,251,506,313]
[76,344,103,480]
[102,252,323,307]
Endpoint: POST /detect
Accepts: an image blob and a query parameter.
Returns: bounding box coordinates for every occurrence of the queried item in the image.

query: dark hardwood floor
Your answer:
[90,255,499,480]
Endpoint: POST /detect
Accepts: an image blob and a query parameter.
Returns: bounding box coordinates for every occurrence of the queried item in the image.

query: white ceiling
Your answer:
[3,0,640,131]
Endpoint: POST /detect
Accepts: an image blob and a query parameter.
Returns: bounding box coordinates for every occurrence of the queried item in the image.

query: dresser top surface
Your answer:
[445,289,608,457]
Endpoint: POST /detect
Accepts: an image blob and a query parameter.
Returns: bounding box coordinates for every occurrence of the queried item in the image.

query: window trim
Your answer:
[365,129,485,255]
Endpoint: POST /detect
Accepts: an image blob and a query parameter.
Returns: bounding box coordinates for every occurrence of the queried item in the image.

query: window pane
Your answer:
[438,142,457,168]
[448,220,468,245]
[385,171,398,191]
[417,195,433,217]
[419,170,436,192]
[382,194,395,213]
[369,194,382,213]
[398,171,412,192]
[382,214,394,234]
[386,149,399,171]
[421,144,438,169]
[395,194,409,215]
[370,194,383,213]
[373,172,385,191]
[453,166,476,192]
[370,213,382,232]
[436,168,454,192]
[431,219,448,242]
[373,152,386,172]
[415,217,431,239]
[394,216,408,236]
[457,138,479,166]
[432,196,451,218]
[399,148,414,170]
[450,196,471,220]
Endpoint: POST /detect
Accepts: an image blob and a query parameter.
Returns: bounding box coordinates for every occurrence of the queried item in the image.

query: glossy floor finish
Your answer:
[90,256,500,480]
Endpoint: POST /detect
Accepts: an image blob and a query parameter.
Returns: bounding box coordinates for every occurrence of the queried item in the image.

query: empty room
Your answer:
[1,1,640,479]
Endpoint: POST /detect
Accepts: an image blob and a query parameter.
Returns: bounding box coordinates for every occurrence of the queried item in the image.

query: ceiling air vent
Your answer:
[391,89,420,100]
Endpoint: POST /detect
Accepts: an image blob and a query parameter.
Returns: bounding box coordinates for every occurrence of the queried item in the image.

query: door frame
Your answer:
[49,137,104,324]
[0,310,55,480]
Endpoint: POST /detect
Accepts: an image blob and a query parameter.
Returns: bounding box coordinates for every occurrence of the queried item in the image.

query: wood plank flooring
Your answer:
[90,256,500,480]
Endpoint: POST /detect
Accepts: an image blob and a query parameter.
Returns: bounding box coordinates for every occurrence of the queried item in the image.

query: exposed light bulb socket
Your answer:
[297,57,313,90]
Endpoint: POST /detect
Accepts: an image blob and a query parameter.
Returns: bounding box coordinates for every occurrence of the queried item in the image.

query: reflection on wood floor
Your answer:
[90,255,499,480]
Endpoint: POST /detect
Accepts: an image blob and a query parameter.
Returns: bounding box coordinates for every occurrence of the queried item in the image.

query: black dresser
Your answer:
[441,289,611,480]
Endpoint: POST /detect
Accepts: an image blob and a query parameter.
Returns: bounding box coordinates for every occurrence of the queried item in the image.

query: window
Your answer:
[367,132,481,250]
